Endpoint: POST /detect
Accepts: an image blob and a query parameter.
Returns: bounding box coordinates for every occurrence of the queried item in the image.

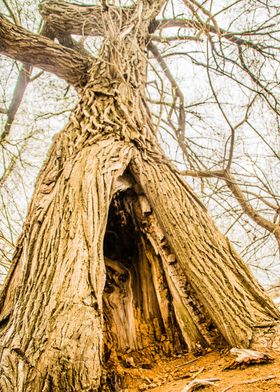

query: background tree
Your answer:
[0,0,279,391]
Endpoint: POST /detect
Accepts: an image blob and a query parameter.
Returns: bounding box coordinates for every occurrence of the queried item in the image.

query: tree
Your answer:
[0,1,279,391]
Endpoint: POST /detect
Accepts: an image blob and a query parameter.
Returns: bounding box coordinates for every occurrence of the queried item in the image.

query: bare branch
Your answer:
[0,14,91,87]
[181,168,280,248]
[223,171,280,245]
[151,34,201,43]
[156,19,263,50]
[1,0,20,26]
[148,43,186,147]
[0,64,32,142]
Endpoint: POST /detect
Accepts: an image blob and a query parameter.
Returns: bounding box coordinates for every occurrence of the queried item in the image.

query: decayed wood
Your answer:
[0,0,280,390]
[127,193,220,352]
[224,348,274,370]
[102,217,186,370]
[0,14,91,87]
[130,151,280,348]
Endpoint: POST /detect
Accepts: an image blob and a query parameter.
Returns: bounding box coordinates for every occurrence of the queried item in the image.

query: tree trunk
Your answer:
[0,3,280,390]
[131,152,280,347]
[0,118,134,390]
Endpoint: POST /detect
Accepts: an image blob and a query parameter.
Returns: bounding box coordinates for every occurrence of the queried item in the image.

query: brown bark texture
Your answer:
[0,1,279,391]
[0,14,90,87]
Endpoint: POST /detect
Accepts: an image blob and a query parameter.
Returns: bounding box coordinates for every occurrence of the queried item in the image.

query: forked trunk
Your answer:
[0,4,279,391]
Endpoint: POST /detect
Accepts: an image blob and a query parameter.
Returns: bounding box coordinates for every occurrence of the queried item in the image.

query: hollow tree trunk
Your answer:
[0,124,133,390]
[0,2,280,391]
[130,152,280,348]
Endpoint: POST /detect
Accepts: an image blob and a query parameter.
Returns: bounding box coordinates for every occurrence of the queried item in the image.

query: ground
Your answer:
[120,350,280,391]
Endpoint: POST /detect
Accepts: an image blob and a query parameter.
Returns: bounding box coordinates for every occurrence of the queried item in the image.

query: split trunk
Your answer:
[0,4,279,391]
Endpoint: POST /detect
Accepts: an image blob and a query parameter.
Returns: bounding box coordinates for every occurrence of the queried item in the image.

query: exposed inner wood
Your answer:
[101,190,225,389]
[0,2,279,391]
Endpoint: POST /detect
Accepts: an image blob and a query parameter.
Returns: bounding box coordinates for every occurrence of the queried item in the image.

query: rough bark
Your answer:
[0,1,280,391]
[39,1,133,37]
[0,6,159,388]
[0,14,90,87]
[0,94,134,390]
[130,152,280,348]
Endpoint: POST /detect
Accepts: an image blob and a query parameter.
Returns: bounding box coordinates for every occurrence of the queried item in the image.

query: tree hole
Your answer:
[102,194,186,374]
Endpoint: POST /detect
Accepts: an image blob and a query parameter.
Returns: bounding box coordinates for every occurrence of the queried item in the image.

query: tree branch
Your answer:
[0,64,32,142]
[39,0,265,53]
[156,19,262,51]
[0,21,59,143]
[181,168,280,247]
[39,1,133,37]
[223,171,280,241]
[0,14,91,87]
[39,0,167,38]
[148,43,186,147]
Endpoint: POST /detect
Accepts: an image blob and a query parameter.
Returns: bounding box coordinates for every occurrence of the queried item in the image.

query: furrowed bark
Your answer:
[40,1,133,36]
[0,104,134,390]
[0,14,91,87]
[130,152,280,348]
[0,7,152,387]
[1,1,280,390]
[40,0,167,38]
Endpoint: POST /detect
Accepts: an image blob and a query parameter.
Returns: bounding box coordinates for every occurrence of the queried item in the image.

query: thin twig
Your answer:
[176,357,200,368]
[221,375,276,392]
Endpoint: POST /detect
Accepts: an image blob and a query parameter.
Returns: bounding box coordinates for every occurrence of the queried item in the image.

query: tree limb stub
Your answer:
[39,1,133,37]
[39,0,167,38]
[0,14,91,87]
